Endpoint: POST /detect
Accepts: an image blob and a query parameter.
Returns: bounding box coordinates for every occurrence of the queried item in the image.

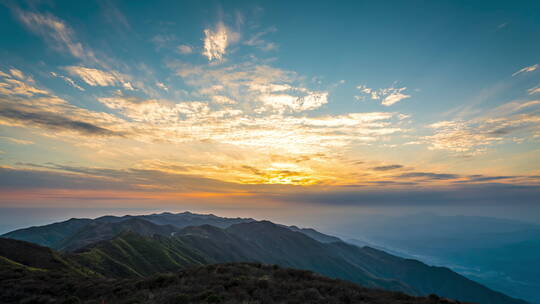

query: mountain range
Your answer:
[1,211,528,304]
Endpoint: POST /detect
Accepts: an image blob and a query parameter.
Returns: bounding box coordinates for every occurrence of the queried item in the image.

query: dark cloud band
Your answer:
[0,107,119,136]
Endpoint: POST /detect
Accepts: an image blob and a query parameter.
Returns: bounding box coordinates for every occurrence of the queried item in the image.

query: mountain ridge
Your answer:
[1,212,528,304]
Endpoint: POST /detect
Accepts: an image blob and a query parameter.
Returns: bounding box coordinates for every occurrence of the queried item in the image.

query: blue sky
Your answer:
[0,0,540,226]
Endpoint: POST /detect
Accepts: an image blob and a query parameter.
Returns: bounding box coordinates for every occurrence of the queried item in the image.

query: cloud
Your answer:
[212,95,236,104]
[178,44,193,54]
[96,94,406,158]
[1,64,409,173]
[98,96,213,123]
[152,34,176,48]
[65,66,116,86]
[0,106,119,136]
[356,85,411,106]
[244,27,278,51]
[0,136,34,145]
[65,66,133,89]
[424,121,496,155]
[9,69,24,80]
[202,22,238,61]
[512,64,539,76]
[98,1,131,31]
[0,166,126,191]
[382,90,411,106]
[0,70,127,137]
[257,91,328,113]
[397,172,460,180]
[50,72,85,91]
[0,163,249,194]
[171,61,328,113]
[372,164,403,171]
[528,87,540,95]
[156,82,168,91]
[15,10,97,64]
[424,99,540,156]
[464,175,517,183]
[497,22,508,29]
[274,184,540,207]
[3,164,539,208]
[0,71,49,97]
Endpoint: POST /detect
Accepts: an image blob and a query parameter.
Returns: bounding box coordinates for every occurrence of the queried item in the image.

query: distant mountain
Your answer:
[96,211,255,228]
[1,217,92,248]
[1,212,528,304]
[338,213,540,303]
[0,240,471,304]
[3,211,253,251]
[286,225,342,243]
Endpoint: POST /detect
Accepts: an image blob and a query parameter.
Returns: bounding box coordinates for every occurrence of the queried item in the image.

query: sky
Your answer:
[1,0,540,231]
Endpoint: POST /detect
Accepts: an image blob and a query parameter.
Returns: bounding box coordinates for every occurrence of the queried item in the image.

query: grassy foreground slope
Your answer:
[0,243,467,304]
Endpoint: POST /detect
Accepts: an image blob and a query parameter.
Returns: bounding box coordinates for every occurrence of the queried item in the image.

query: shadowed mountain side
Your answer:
[0,238,72,271]
[0,238,97,277]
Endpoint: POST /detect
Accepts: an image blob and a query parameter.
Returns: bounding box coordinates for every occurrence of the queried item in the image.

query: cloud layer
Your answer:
[1,6,539,209]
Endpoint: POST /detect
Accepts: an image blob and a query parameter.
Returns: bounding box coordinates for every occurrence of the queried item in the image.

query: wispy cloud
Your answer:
[0,69,125,137]
[528,87,540,95]
[65,66,134,90]
[156,82,168,91]
[15,10,98,64]
[372,164,403,171]
[9,69,25,80]
[50,72,85,91]
[423,99,540,156]
[0,106,119,136]
[0,69,49,96]
[177,44,193,54]
[397,172,460,180]
[512,64,539,76]
[0,136,34,145]
[4,163,243,193]
[356,84,411,106]
[497,22,509,30]
[244,27,277,51]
